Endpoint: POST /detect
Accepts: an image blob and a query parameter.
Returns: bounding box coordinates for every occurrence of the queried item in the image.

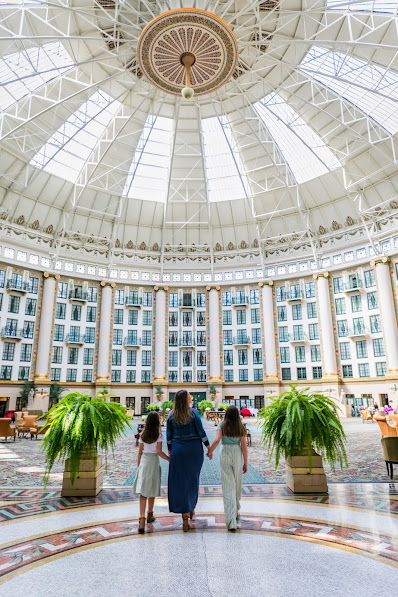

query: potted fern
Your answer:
[258,385,347,493]
[41,391,130,496]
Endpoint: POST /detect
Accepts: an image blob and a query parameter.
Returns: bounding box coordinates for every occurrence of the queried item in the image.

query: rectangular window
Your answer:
[88,287,98,302]
[25,298,37,316]
[129,310,138,326]
[224,350,233,366]
[183,311,192,327]
[143,292,152,307]
[182,331,193,346]
[277,306,287,321]
[28,277,39,294]
[168,351,178,367]
[142,330,152,346]
[10,273,23,289]
[308,323,319,340]
[197,293,206,307]
[142,350,151,367]
[292,304,302,320]
[223,310,232,326]
[279,326,289,342]
[235,290,246,305]
[295,346,306,363]
[351,294,362,313]
[236,309,246,325]
[222,291,232,306]
[337,320,348,337]
[18,366,30,381]
[305,282,316,298]
[169,293,178,308]
[223,330,233,345]
[66,369,77,382]
[23,321,34,339]
[364,270,375,288]
[353,317,365,335]
[68,347,79,365]
[71,304,82,321]
[111,370,121,383]
[126,370,136,382]
[282,368,291,380]
[250,289,259,304]
[0,294,3,310]
[69,325,80,342]
[335,298,346,315]
[114,309,124,325]
[197,311,205,327]
[141,370,151,382]
[333,277,343,294]
[183,371,192,383]
[5,319,18,334]
[293,325,304,341]
[251,308,260,324]
[168,370,178,383]
[56,302,66,319]
[197,351,206,367]
[83,348,94,366]
[280,346,290,363]
[127,350,137,367]
[143,311,152,326]
[169,332,178,346]
[376,362,387,377]
[197,331,206,346]
[197,370,207,382]
[373,338,385,357]
[367,292,378,310]
[84,327,95,344]
[307,302,317,319]
[253,348,262,364]
[52,346,63,364]
[224,370,234,382]
[169,311,178,327]
[239,369,248,382]
[358,363,370,378]
[290,285,300,300]
[0,270,5,288]
[82,370,92,382]
[311,344,321,362]
[254,369,263,381]
[8,295,20,314]
[252,329,261,344]
[114,289,124,305]
[238,349,248,365]
[51,368,61,382]
[113,329,123,345]
[339,342,351,360]
[356,340,368,359]
[297,367,307,380]
[0,366,12,380]
[276,287,286,302]
[312,366,322,379]
[112,349,122,366]
[20,344,32,362]
[2,343,15,361]
[57,282,68,299]
[370,314,382,334]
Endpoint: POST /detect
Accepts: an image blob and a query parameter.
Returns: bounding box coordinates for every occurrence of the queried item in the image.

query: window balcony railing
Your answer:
[287,289,304,303]
[179,298,196,308]
[6,280,28,293]
[124,336,142,347]
[1,327,23,340]
[69,290,88,302]
[289,332,308,344]
[65,333,85,345]
[179,337,196,347]
[233,335,251,346]
[348,326,369,339]
[344,279,364,294]
[232,296,249,307]
[125,296,142,307]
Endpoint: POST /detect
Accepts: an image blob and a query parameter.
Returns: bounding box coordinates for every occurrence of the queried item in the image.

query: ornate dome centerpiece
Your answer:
[136,8,239,98]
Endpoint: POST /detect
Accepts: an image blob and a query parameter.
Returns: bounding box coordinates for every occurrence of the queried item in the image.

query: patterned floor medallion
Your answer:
[136,9,239,96]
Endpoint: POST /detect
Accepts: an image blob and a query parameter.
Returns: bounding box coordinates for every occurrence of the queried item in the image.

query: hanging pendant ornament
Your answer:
[136,8,239,98]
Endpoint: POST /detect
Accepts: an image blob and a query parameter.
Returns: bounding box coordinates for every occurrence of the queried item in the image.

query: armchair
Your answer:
[17,415,38,437]
[0,418,16,442]
[374,416,398,437]
[381,437,398,479]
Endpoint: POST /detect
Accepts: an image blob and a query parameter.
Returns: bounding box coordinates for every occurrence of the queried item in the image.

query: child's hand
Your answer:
[243,462,248,474]
[206,449,213,460]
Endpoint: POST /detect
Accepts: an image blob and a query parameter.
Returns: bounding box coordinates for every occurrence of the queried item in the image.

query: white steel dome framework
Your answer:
[0,0,397,274]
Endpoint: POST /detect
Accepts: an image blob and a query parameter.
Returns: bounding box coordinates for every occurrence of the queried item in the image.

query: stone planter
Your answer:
[61,451,103,497]
[285,449,328,494]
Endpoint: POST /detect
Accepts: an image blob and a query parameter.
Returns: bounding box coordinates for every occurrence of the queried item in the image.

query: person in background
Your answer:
[351,404,355,417]
[207,405,248,532]
[133,411,169,535]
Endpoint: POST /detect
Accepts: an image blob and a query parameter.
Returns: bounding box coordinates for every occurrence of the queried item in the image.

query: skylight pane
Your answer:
[0,42,73,111]
[202,116,249,202]
[327,0,398,13]
[300,46,398,134]
[254,92,340,184]
[31,90,121,182]
[123,115,173,203]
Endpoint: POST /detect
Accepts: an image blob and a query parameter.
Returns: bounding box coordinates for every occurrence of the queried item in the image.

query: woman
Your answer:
[167,389,211,531]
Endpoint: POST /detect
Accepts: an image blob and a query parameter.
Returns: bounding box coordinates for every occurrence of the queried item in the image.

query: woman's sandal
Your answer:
[189,510,195,520]
[147,512,156,523]
[182,513,190,532]
[138,517,146,534]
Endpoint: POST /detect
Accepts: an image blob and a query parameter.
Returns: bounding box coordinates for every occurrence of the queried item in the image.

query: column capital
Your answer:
[313,271,330,280]
[258,280,273,288]
[206,285,221,291]
[100,280,116,288]
[43,272,60,281]
[370,256,389,267]
[154,285,168,292]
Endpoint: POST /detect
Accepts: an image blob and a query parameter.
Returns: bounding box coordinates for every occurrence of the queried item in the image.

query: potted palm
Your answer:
[198,399,214,415]
[258,385,347,493]
[41,391,130,496]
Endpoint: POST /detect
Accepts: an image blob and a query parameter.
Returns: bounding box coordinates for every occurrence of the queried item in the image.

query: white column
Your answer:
[373,257,398,376]
[96,281,115,382]
[207,286,221,381]
[35,272,59,380]
[260,281,278,379]
[154,286,167,381]
[315,273,338,378]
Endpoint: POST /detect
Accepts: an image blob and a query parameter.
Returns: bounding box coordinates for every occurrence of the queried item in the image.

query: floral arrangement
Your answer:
[253,239,259,248]
[152,242,159,251]
[126,240,134,249]
[15,215,25,225]
[215,242,222,251]
[318,225,326,234]
[44,224,54,234]
[346,216,354,226]
[30,220,40,230]
[240,240,247,249]
[227,241,235,250]
[115,239,121,248]
[331,221,340,231]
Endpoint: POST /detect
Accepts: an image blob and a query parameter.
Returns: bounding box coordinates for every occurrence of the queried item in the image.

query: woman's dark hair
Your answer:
[221,405,247,438]
[141,411,161,444]
[172,390,192,425]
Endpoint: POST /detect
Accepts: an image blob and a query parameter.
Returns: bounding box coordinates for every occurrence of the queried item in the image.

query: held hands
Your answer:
[243,462,248,474]
[206,448,213,460]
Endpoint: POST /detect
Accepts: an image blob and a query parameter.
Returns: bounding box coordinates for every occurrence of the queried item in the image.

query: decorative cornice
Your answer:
[43,272,60,281]
[154,286,169,292]
[371,256,389,267]
[100,281,116,289]
[312,271,330,280]
[258,280,273,288]
[206,285,221,291]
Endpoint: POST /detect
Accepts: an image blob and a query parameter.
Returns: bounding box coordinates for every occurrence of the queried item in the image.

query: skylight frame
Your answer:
[326,0,398,14]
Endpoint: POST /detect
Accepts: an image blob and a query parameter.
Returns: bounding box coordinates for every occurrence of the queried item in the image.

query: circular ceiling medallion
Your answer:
[136,8,239,97]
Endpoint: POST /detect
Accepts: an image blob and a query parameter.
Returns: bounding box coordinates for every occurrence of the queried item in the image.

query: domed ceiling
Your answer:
[0,0,397,268]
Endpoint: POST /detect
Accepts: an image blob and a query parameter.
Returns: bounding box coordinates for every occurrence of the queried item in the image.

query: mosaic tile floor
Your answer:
[0,418,393,486]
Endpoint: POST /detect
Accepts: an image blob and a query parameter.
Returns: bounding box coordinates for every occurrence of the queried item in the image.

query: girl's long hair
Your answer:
[172,390,192,425]
[221,405,247,438]
[141,411,161,444]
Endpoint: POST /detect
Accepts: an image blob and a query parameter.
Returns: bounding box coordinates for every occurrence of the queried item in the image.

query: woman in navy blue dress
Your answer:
[167,389,211,531]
